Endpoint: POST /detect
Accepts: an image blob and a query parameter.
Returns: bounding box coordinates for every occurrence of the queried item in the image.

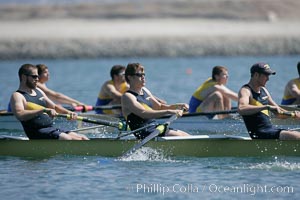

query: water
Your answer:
[1,56,298,109]
[1,56,300,199]
[1,156,300,199]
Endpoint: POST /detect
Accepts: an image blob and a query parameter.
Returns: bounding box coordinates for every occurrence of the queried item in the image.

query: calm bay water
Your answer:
[1,55,299,109]
[1,56,300,199]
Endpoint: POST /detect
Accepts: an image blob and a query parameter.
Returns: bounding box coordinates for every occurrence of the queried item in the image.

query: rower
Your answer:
[36,64,88,110]
[188,65,238,119]
[95,65,129,116]
[238,62,300,140]
[281,62,300,105]
[7,64,88,112]
[9,64,89,140]
[121,62,189,139]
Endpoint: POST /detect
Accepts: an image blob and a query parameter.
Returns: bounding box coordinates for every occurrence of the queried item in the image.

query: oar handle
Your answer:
[70,105,122,112]
[25,102,126,129]
[64,105,94,112]
[72,105,93,112]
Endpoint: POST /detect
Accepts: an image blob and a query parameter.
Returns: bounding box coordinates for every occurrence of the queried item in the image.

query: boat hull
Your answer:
[1,136,299,158]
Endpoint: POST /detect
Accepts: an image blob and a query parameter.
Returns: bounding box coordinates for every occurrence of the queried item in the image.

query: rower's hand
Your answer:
[43,108,57,118]
[273,106,300,119]
[71,103,78,107]
[175,103,189,112]
[67,112,78,120]
[294,111,300,118]
[167,109,183,117]
[174,109,184,117]
[268,105,284,114]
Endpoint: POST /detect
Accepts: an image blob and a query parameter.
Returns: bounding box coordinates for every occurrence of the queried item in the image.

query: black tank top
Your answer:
[126,89,156,131]
[18,89,53,130]
[241,84,273,134]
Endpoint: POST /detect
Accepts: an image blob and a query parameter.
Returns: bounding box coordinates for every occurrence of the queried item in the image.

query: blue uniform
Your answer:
[241,84,282,139]
[189,78,216,113]
[95,81,127,114]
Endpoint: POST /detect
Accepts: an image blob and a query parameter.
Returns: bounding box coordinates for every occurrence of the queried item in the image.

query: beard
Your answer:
[26,79,37,89]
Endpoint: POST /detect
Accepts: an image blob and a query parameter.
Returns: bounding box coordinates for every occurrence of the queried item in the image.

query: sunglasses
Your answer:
[222,74,229,78]
[132,73,145,77]
[24,74,39,79]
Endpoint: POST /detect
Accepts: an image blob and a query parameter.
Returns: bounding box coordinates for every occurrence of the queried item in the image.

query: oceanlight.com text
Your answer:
[127,183,294,196]
[208,184,294,196]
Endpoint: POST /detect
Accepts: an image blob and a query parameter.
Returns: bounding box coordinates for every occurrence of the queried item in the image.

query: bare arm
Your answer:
[121,92,182,120]
[10,88,56,121]
[153,95,167,104]
[10,92,41,121]
[10,88,76,121]
[287,80,300,99]
[238,86,288,117]
[105,83,124,101]
[263,88,287,114]
[237,87,269,116]
[37,88,77,116]
[216,85,238,101]
[37,82,84,106]
[142,87,188,111]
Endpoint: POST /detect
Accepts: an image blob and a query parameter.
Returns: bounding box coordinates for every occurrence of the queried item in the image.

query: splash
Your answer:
[248,160,300,171]
[118,147,179,163]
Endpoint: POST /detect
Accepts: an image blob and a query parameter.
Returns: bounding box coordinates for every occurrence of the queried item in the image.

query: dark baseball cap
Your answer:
[250,63,276,75]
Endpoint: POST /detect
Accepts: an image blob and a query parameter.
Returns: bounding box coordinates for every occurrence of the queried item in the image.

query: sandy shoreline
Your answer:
[2,19,300,39]
[1,18,300,59]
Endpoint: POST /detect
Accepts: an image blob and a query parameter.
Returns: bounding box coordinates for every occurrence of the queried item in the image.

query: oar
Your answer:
[122,114,178,157]
[79,113,121,123]
[71,125,105,132]
[64,104,121,112]
[280,105,300,112]
[0,111,13,116]
[26,102,126,130]
[278,110,296,117]
[57,114,126,130]
[290,127,300,131]
[182,109,238,117]
[158,109,238,119]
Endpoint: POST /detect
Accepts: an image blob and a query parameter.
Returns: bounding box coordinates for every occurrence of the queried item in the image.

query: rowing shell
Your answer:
[0,135,299,158]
